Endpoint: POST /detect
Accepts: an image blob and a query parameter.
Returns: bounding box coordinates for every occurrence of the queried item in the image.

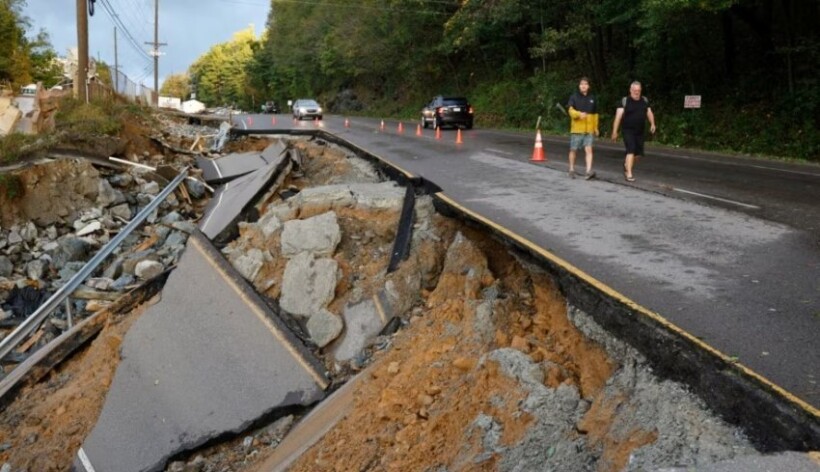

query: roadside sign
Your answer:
[684,95,702,109]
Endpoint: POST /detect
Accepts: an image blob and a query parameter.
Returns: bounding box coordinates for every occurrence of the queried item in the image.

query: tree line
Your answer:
[178,0,818,160]
[0,0,63,90]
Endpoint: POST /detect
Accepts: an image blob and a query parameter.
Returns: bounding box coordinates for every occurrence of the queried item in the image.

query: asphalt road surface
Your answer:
[235,114,820,408]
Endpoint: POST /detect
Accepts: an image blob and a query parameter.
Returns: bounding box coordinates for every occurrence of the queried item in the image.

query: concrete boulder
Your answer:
[332,299,386,362]
[306,309,344,348]
[281,211,341,258]
[280,252,338,319]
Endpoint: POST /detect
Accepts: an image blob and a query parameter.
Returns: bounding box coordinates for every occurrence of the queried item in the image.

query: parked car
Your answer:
[421,96,474,129]
[260,101,280,113]
[292,99,323,120]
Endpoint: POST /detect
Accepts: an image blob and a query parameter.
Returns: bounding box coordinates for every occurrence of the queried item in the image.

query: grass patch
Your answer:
[0,133,51,165]
[0,173,23,199]
[55,97,153,137]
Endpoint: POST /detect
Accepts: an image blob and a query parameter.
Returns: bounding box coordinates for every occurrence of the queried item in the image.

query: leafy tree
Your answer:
[189,27,259,109]
[160,73,190,99]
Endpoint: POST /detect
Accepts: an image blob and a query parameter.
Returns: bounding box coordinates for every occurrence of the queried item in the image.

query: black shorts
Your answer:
[623,131,645,156]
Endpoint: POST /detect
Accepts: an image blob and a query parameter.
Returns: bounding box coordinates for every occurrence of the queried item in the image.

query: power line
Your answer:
[97,0,152,61]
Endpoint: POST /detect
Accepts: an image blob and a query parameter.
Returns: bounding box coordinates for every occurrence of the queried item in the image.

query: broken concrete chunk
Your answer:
[350,182,406,210]
[281,211,341,258]
[135,260,164,280]
[231,248,265,282]
[307,309,344,348]
[293,185,356,213]
[257,212,282,238]
[332,299,386,362]
[280,252,339,318]
[77,221,103,237]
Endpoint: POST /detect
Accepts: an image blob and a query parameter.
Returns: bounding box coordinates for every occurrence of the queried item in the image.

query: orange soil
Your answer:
[0,297,158,471]
[279,231,635,472]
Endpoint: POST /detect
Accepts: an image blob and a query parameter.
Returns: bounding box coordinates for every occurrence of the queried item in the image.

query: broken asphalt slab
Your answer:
[74,231,328,472]
[199,146,290,242]
[196,140,286,184]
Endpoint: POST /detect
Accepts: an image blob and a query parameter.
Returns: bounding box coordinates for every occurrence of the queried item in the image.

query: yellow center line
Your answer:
[434,192,820,418]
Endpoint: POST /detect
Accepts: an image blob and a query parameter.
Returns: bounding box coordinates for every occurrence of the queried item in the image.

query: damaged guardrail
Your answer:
[0,168,190,362]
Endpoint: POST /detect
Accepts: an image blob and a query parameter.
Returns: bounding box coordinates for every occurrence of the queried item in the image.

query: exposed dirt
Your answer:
[279,230,628,471]
[0,296,158,470]
[0,159,100,227]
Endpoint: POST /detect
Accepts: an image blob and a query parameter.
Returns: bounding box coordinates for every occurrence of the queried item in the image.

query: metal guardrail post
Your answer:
[0,168,189,361]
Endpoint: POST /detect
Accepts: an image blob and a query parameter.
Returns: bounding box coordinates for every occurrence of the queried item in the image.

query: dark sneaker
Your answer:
[568,170,577,179]
[584,171,596,180]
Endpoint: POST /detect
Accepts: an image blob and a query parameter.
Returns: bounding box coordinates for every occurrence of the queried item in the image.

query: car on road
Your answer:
[260,101,280,114]
[292,99,323,120]
[421,96,474,129]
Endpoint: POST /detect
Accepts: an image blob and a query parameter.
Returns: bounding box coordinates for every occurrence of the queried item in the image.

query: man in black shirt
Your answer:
[611,81,656,182]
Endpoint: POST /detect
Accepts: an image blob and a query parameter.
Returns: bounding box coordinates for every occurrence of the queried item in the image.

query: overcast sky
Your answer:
[23,0,270,87]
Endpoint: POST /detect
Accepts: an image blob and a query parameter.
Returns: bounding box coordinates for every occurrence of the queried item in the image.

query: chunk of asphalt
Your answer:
[73,231,328,472]
[199,151,289,242]
[196,141,286,185]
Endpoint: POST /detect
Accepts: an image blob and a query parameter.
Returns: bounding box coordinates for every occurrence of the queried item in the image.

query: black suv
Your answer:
[421,96,474,129]
[260,101,280,113]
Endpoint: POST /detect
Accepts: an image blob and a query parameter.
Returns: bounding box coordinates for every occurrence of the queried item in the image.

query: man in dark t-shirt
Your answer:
[611,81,656,182]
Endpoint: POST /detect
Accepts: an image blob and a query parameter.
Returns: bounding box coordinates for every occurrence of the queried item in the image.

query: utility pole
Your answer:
[144,0,166,106]
[76,0,89,102]
[114,27,118,93]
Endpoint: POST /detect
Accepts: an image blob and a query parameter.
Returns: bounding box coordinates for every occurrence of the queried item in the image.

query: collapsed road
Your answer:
[0,111,817,471]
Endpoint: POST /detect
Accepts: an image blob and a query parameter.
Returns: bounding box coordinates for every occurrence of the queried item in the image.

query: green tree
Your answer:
[189,27,259,109]
[160,73,190,99]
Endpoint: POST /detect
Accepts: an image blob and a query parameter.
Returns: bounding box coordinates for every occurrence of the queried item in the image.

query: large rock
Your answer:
[135,260,164,280]
[306,309,344,348]
[97,179,125,207]
[25,259,48,280]
[292,185,356,214]
[0,256,13,278]
[19,222,38,243]
[50,237,93,269]
[280,252,339,319]
[281,211,341,258]
[109,203,132,220]
[332,299,386,361]
[257,213,282,238]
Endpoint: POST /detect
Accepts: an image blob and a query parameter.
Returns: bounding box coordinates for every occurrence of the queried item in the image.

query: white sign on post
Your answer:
[684,95,702,109]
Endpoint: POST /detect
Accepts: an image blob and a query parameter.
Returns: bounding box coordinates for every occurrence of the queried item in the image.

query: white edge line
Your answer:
[200,183,228,231]
[78,447,96,472]
[214,161,223,179]
[485,148,514,156]
[672,187,761,209]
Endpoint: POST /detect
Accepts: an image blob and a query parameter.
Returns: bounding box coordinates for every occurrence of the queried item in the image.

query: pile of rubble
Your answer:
[0,158,204,368]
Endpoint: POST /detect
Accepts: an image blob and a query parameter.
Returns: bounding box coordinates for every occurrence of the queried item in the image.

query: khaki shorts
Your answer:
[570,133,594,150]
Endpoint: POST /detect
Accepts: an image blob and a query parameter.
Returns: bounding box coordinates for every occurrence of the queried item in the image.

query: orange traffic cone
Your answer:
[416,124,422,136]
[530,130,546,162]
[398,122,404,134]
[247,116,253,126]
[271,116,277,126]
[344,118,350,128]
[456,128,463,144]
[380,120,385,131]
[435,126,441,140]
